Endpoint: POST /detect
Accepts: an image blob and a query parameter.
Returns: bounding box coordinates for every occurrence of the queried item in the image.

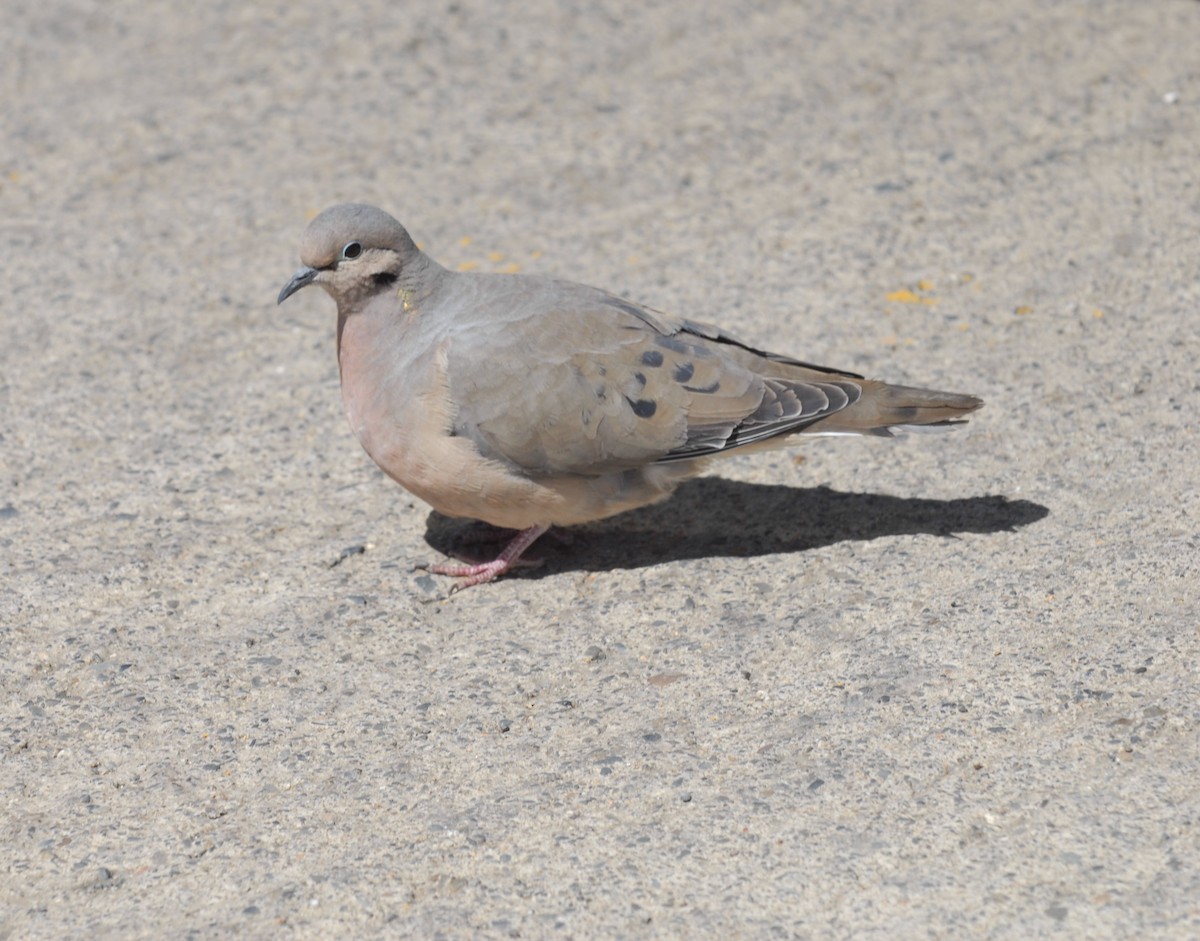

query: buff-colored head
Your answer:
[278,204,422,306]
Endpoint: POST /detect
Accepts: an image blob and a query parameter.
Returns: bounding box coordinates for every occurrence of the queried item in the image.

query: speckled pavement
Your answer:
[3,2,1198,938]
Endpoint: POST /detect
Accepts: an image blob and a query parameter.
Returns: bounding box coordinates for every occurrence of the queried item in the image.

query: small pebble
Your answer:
[85,866,121,890]
[330,544,366,567]
[413,573,439,594]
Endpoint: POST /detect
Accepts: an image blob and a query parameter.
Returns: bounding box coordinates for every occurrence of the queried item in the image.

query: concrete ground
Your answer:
[3,0,1198,937]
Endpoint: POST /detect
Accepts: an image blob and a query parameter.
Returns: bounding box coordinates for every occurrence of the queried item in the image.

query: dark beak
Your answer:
[277,266,318,304]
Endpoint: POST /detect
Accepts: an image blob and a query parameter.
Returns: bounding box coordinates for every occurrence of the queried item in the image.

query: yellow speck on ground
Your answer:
[1093,308,1104,318]
[502,263,521,274]
[457,261,478,272]
[957,322,970,330]
[458,236,472,247]
[627,255,640,265]
[488,251,504,263]
[917,279,935,292]
[885,288,936,305]
[961,273,975,283]
[530,250,543,260]
[1015,305,1033,315]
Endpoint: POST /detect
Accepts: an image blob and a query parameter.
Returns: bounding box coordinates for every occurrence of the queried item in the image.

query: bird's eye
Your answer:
[340,241,363,260]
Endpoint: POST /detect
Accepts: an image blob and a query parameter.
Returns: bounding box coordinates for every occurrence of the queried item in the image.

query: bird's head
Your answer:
[278,203,421,307]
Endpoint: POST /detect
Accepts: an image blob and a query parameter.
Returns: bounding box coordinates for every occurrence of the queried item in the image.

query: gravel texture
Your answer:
[3,1,1198,938]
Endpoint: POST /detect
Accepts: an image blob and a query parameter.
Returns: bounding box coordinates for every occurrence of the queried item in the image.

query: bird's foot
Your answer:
[417,523,550,592]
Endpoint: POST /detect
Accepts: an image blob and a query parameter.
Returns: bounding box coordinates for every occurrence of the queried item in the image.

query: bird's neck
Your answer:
[335,255,445,359]
[335,261,453,458]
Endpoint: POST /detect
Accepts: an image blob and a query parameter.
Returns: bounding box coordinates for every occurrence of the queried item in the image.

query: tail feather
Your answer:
[810,381,982,436]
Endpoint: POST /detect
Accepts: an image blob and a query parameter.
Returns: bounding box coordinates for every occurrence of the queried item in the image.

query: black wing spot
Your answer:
[683,380,721,394]
[626,396,658,419]
[632,371,647,388]
[673,362,695,383]
[641,350,665,367]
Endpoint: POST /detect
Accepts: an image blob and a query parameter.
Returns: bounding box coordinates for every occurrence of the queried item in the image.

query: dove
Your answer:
[279,204,981,590]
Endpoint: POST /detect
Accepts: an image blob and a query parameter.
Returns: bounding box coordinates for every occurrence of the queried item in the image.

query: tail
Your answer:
[808,381,982,436]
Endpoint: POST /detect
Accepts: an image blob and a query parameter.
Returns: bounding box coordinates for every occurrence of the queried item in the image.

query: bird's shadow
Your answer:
[423,478,1049,578]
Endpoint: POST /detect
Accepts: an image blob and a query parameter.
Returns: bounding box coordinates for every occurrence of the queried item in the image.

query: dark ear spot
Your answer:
[372,272,398,287]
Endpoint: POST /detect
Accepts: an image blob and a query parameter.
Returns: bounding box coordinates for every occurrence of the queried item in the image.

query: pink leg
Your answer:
[421,523,550,591]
